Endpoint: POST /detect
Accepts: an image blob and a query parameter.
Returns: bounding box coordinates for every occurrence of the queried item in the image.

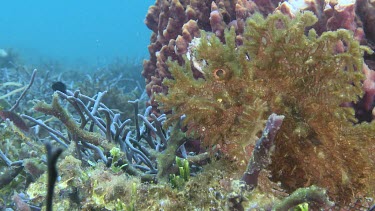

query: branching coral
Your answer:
[33,93,110,148]
[156,11,375,203]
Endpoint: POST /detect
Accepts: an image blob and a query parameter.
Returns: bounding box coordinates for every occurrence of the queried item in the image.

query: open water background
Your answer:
[0,0,153,68]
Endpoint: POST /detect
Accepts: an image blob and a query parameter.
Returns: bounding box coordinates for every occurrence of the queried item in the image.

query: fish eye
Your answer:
[213,68,226,80]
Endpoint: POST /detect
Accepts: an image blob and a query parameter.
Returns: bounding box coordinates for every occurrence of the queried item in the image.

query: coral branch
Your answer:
[21,114,70,147]
[34,93,110,148]
[0,148,23,167]
[274,185,334,210]
[156,121,186,182]
[82,142,108,165]
[10,68,37,112]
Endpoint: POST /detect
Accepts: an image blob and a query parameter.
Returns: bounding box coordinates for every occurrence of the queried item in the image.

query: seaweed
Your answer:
[156,11,375,203]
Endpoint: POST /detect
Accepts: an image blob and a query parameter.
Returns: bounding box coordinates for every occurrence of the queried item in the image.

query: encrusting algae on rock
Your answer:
[156,11,375,204]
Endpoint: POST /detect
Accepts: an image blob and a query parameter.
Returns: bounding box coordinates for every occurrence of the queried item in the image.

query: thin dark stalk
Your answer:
[45,142,63,211]
[128,100,141,140]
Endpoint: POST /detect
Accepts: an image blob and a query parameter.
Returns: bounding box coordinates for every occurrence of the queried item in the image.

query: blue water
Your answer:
[0,0,154,67]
